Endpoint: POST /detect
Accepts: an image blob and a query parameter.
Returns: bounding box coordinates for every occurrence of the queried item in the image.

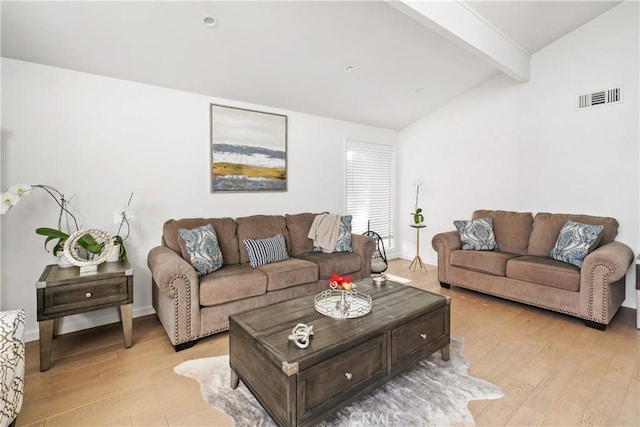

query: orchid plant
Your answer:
[411,179,424,225]
[1,184,101,256]
[111,192,134,261]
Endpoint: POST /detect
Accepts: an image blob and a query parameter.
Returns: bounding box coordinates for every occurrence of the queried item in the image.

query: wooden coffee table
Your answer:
[229,279,450,427]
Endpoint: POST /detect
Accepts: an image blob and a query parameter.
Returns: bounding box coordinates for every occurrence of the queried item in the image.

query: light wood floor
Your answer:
[18,259,639,426]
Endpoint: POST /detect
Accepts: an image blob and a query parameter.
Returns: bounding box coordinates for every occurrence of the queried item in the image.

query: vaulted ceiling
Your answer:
[1,1,621,130]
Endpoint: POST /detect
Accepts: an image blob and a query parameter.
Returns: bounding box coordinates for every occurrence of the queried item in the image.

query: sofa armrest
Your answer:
[432,230,462,284]
[582,241,634,282]
[148,246,203,345]
[350,234,375,279]
[580,241,634,324]
[147,246,199,300]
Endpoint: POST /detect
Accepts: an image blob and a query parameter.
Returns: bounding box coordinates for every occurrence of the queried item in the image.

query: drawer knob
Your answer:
[345,372,352,380]
[420,333,427,340]
[85,292,92,298]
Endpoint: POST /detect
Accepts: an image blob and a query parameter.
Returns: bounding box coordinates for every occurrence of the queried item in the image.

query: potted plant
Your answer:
[412,207,424,225]
[2,184,82,265]
[2,184,126,265]
[109,192,134,262]
[411,179,425,225]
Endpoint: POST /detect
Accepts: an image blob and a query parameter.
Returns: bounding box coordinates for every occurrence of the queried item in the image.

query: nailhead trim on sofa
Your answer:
[587,262,613,323]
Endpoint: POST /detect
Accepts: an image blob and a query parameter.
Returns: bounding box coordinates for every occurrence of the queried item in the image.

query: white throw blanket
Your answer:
[308,213,341,253]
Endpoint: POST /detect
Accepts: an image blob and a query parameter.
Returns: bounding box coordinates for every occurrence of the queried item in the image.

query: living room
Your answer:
[1,1,638,426]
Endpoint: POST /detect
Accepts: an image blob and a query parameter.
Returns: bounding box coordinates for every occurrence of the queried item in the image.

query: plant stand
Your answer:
[409,224,426,272]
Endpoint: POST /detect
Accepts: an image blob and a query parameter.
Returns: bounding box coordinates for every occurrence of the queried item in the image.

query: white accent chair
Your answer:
[0,309,25,427]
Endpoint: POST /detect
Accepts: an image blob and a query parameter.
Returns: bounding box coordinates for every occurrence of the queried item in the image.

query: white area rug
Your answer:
[175,337,502,426]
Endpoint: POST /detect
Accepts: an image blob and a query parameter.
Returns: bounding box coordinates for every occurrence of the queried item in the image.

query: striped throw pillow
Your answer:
[243,233,289,268]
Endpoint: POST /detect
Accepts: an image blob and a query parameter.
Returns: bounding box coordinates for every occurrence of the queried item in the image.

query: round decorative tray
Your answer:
[314,289,372,319]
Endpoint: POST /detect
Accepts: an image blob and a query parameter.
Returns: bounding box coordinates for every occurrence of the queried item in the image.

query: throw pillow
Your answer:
[335,215,353,253]
[178,224,223,276]
[549,220,604,268]
[454,217,499,251]
[243,233,289,268]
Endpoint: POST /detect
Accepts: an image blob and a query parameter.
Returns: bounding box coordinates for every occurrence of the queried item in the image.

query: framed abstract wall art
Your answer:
[210,104,287,192]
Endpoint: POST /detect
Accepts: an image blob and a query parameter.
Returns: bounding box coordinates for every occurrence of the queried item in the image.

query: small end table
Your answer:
[36,260,134,371]
[409,224,426,272]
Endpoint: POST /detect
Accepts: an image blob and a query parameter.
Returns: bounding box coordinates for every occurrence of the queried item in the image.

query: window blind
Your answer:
[345,140,396,249]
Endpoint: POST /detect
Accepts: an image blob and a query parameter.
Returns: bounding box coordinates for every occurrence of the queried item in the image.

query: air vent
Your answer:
[577,86,622,110]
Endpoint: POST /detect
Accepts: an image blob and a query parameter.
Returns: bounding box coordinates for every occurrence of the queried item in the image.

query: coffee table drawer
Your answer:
[391,308,446,365]
[298,334,387,418]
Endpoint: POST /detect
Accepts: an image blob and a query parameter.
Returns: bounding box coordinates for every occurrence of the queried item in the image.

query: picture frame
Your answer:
[210,104,287,192]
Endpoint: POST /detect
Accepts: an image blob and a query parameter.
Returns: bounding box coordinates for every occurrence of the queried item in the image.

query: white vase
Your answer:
[57,253,74,268]
[106,244,120,263]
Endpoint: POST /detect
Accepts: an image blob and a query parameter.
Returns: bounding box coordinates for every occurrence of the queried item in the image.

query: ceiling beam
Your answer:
[389,0,530,83]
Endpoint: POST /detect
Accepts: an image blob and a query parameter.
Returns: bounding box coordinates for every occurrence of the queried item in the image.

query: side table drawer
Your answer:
[297,335,387,421]
[41,277,130,316]
[391,308,446,366]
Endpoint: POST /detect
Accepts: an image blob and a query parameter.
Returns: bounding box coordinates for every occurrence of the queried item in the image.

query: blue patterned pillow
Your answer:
[243,233,289,268]
[178,224,223,276]
[454,217,498,251]
[335,215,353,253]
[550,220,603,267]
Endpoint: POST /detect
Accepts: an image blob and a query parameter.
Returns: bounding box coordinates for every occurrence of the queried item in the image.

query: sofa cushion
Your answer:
[199,264,267,306]
[506,256,580,292]
[454,217,498,251]
[549,221,604,268]
[527,213,619,257]
[163,217,239,265]
[472,210,533,255]
[243,233,289,268]
[450,250,520,276]
[237,215,289,264]
[285,212,318,256]
[294,252,362,280]
[178,224,223,276]
[256,258,319,291]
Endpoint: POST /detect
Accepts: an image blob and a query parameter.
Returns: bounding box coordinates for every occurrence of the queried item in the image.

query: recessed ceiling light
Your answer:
[202,15,219,28]
[344,65,356,73]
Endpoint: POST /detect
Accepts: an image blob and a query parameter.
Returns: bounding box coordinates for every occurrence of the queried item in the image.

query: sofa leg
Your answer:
[584,320,607,331]
[174,340,198,352]
[439,282,451,289]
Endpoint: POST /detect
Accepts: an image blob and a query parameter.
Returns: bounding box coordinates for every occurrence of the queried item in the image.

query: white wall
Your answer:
[0,58,398,341]
[398,1,639,308]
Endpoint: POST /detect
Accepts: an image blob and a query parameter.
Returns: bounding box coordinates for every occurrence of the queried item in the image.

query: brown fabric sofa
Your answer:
[432,210,634,330]
[148,213,374,350]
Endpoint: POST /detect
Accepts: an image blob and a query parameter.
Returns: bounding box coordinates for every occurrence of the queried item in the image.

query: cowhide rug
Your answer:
[175,336,502,426]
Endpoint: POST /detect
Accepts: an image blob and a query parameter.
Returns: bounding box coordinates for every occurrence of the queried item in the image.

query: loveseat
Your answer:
[148,213,374,350]
[432,210,634,329]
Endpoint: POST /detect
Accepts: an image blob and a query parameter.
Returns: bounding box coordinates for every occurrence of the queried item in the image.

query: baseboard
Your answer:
[24,305,156,343]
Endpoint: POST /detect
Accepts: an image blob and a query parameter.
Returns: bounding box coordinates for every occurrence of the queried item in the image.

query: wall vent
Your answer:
[577,86,622,110]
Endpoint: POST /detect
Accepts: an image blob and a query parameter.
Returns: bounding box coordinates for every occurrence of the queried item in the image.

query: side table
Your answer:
[36,260,134,371]
[409,224,426,272]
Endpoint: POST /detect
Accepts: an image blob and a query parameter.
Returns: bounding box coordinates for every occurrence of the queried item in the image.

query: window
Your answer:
[345,140,396,250]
